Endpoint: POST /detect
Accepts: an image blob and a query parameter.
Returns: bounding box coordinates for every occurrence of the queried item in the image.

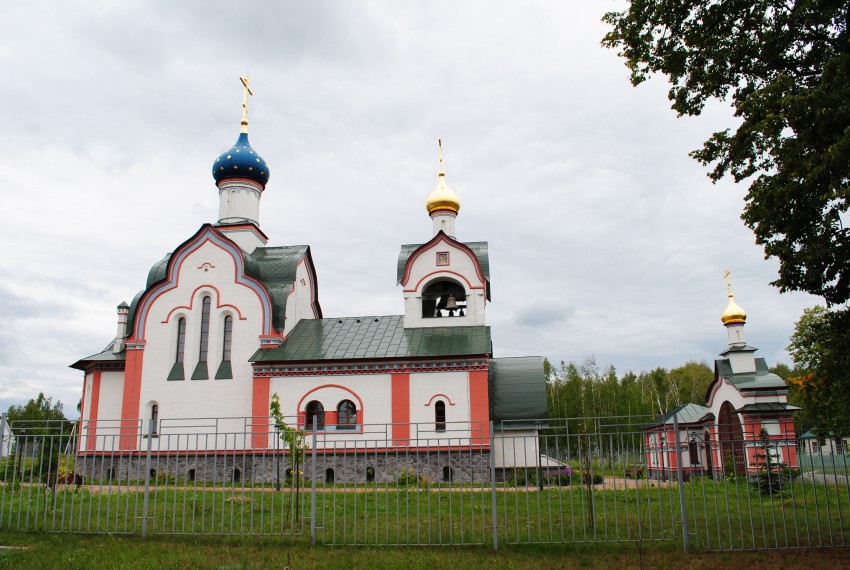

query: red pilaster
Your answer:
[119,345,145,450]
[391,373,410,445]
[86,371,102,452]
[469,370,490,446]
[251,376,270,449]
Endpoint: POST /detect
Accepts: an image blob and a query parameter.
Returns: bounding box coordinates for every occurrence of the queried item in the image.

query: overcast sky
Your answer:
[0,1,819,417]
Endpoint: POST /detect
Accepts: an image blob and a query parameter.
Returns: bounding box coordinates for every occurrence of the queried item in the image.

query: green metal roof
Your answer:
[124,228,318,338]
[644,403,714,429]
[251,315,491,362]
[735,402,800,414]
[244,245,316,332]
[488,356,548,427]
[707,357,788,401]
[397,241,491,299]
[70,340,126,370]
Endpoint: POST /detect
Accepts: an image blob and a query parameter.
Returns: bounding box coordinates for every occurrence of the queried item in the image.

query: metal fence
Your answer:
[1,414,848,551]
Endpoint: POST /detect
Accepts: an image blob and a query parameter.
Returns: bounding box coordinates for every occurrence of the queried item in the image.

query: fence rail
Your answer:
[1,414,848,550]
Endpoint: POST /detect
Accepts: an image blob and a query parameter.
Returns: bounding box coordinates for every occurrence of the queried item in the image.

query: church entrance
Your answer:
[717,401,746,476]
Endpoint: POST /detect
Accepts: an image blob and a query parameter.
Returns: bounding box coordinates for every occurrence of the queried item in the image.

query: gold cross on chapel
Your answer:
[724,268,733,296]
[240,75,253,133]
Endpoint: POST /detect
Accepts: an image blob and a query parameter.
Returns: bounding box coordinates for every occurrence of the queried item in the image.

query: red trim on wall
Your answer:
[403,269,486,293]
[469,370,490,445]
[119,346,145,451]
[400,233,487,288]
[251,377,270,449]
[425,393,455,406]
[86,371,102,452]
[161,284,248,323]
[78,374,88,453]
[296,384,365,413]
[392,373,410,445]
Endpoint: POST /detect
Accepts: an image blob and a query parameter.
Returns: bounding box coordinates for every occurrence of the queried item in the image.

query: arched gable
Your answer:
[400,231,488,296]
[130,224,275,340]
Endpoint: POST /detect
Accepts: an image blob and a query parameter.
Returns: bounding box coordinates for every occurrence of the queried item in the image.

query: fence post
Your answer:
[489,420,498,551]
[310,414,318,546]
[672,415,689,550]
[141,419,154,539]
[0,414,6,460]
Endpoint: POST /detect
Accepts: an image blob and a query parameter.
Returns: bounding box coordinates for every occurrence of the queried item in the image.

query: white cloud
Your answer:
[0,1,818,414]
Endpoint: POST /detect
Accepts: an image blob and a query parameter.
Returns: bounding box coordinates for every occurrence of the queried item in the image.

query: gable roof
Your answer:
[489,356,548,427]
[70,340,126,370]
[123,225,320,340]
[397,238,491,300]
[643,403,714,429]
[251,315,492,362]
[706,357,788,401]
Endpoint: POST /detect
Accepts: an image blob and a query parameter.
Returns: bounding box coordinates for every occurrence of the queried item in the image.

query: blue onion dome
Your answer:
[212,132,270,187]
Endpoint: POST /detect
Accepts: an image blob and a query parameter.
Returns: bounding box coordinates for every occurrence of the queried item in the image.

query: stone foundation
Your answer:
[76,450,492,485]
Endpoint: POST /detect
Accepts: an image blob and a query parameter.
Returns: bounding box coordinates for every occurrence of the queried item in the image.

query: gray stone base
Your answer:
[76,450,491,485]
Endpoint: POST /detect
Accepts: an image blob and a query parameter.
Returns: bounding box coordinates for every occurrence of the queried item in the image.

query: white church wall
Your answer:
[493,430,539,469]
[283,259,317,337]
[408,371,471,440]
[135,240,265,428]
[401,238,486,329]
[269,373,393,431]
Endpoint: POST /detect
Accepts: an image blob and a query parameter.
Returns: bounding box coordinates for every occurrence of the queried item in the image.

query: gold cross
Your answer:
[240,75,253,133]
[724,269,732,296]
[438,138,445,176]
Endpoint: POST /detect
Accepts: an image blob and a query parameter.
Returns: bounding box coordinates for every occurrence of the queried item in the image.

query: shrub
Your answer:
[395,467,430,487]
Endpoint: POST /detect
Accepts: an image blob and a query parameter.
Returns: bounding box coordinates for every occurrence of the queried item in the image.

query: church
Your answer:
[71,78,548,481]
[642,283,799,480]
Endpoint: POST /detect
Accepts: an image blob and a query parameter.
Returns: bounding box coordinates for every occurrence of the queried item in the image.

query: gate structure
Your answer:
[1,414,848,551]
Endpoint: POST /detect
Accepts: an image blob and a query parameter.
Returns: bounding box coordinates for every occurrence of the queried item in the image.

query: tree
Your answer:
[786,306,850,430]
[602,2,850,304]
[5,392,67,424]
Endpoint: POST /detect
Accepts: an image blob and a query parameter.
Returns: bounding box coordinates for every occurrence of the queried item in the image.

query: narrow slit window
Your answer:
[222,315,233,361]
[151,404,159,436]
[176,318,186,363]
[198,296,211,363]
[435,400,446,432]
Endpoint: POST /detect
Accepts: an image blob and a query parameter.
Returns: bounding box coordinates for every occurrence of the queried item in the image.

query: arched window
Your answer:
[435,400,446,432]
[192,297,212,380]
[176,318,186,363]
[325,468,335,483]
[215,315,234,379]
[421,280,467,318]
[366,466,375,483]
[337,400,357,429]
[221,315,233,361]
[198,296,211,362]
[305,401,325,430]
[442,466,453,482]
[168,318,187,380]
[188,468,196,482]
[232,468,241,483]
[150,404,159,435]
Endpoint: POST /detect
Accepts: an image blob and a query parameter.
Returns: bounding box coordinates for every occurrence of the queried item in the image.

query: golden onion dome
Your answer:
[426,139,461,215]
[721,294,747,325]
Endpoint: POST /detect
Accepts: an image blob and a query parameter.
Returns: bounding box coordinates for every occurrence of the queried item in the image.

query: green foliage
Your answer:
[786,306,850,428]
[6,392,67,423]
[751,428,795,497]
[546,357,713,423]
[394,467,430,487]
[603,2,850,306]
[269,393,307,465]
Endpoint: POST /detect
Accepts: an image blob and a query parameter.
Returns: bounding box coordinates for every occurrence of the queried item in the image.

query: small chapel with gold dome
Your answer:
[70,78,548,482]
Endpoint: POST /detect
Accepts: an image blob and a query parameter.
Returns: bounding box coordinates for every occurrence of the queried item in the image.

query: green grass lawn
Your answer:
[0,532,849,570]
[2,478,848,550]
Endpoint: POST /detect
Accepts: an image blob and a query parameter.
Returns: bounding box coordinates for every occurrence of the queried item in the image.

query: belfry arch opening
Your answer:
[422,279,467,318]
